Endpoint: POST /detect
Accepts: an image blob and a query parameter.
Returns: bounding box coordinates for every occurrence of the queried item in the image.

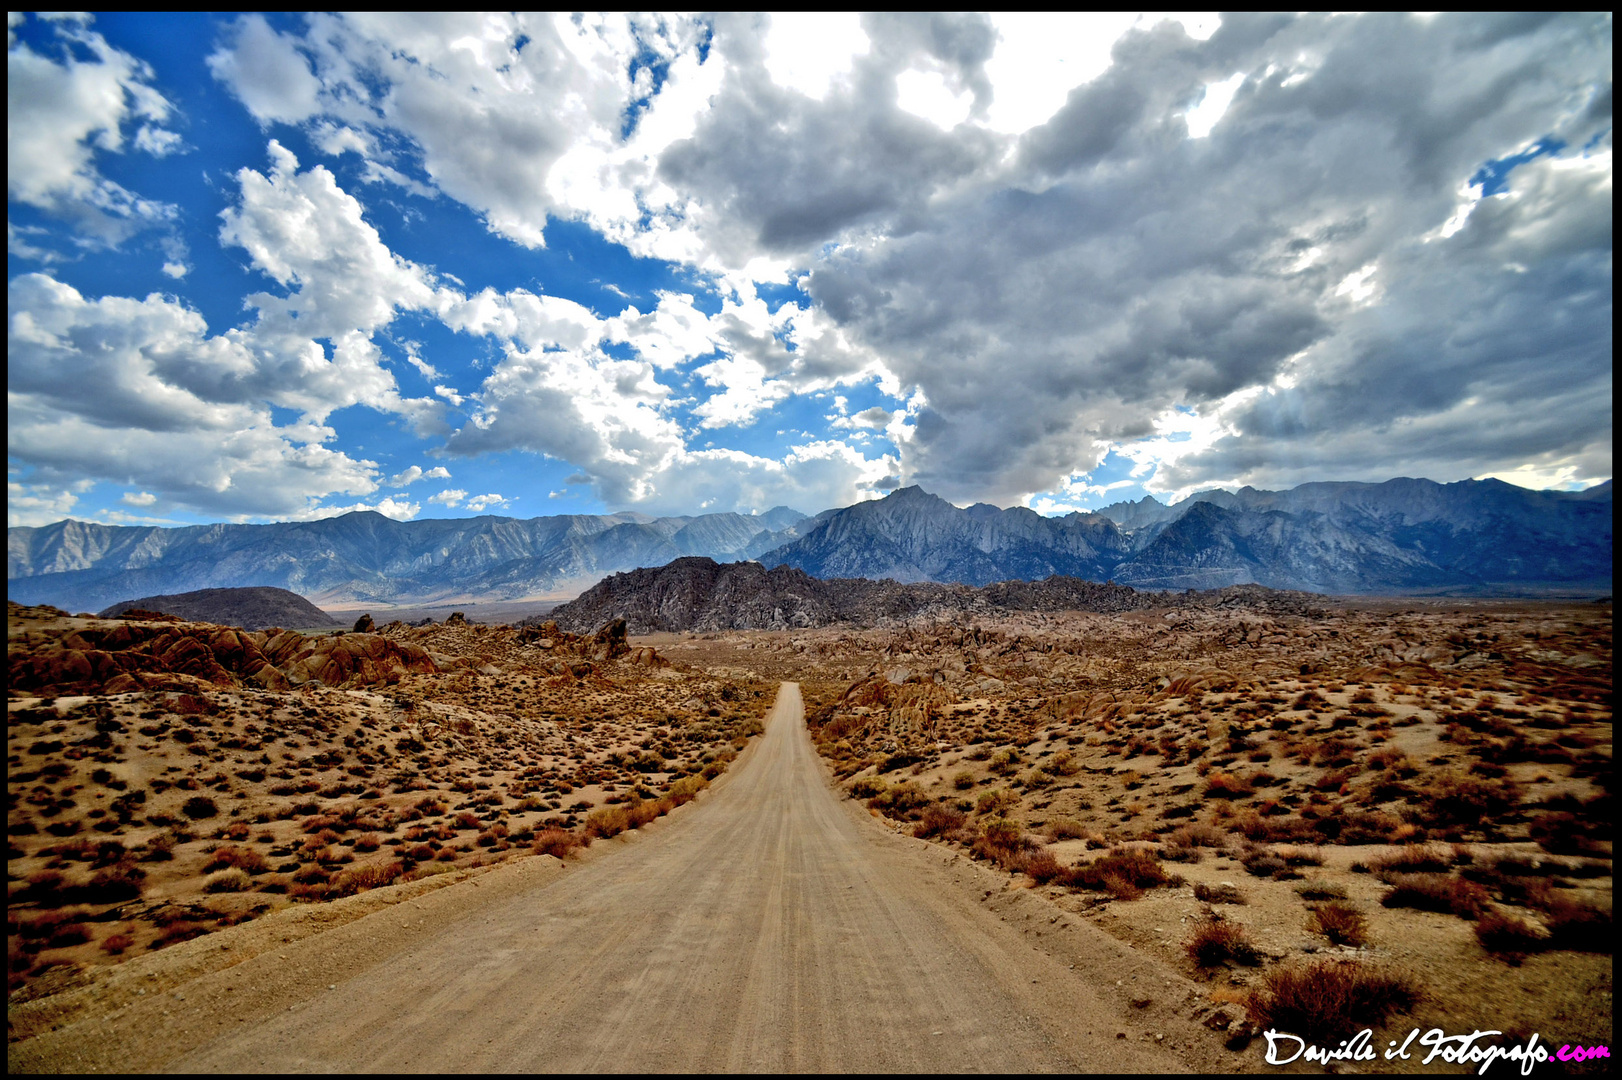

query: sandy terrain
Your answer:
[12,684,1228,1073]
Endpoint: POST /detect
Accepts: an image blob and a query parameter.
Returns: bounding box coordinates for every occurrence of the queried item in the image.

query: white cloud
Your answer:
[7,14,179,244]
[387,465,451,486]
[427,488,466,507]
[297,496,420,521]
[217,141,447,426]
[7,480,83,527]
[120,490,157,506]
[763,13,869,100]
[8,273,383,519]
[1184,72,1243,139]
[160,260,188,279]
[464,493,509,512]
[206,14,321,125]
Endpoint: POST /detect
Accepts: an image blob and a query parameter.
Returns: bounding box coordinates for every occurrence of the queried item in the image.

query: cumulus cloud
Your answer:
[427,489,466,507]
[7,273,380,518]
[388,465,451,487]
[7,13,182,245]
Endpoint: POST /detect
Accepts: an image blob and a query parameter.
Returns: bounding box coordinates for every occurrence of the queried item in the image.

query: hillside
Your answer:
[96,587,336,631]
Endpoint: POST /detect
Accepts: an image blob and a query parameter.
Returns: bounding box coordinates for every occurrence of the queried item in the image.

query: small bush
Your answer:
[1203,771,1255,799]
[203,868,252,893]
[203,846,269,875]
[1045,817,1087,841]
[100,932,135,955]
[1311,901,1369,946]
[1380,873,1489,919]
[848,775,887,799]
[1061,848,1169,894]
[532,828,582,859]
[1474,911,1548,959]
[1369,845,1452,877]
[1020,849,1066,884]
[913,803,966,840]
[1246,961,1422,1043]
[975,788,1020,816]
[1186,916,1261,967]
[181,796,219,820]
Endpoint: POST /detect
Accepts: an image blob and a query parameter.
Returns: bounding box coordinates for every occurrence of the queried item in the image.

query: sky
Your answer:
[6,11,1612,529]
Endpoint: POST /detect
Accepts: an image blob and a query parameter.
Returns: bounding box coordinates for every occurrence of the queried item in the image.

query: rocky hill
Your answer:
[8,507,811,613]
[96,587,336,630]
[547,557,1325,634]
[760,479,1611,595]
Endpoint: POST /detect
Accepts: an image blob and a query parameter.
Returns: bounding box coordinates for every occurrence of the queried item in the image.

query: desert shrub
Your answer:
[666,775,707,806]
[1246,961,1421,1043]
[1045,817,1087,841]
[1186,916,1261,966]
[181,796,219,820]
[1412,773,1519,830]
[532,828,583,859]
[329,862,402,897]
[913,803,967,840]
[99,932,134,955]
[975,788,1020,816]
[15,913,91,948]
[978,817,1025,850]
[1474,911,1548,960]
[951,771,976,790]
[847,775,887,799]
[1528,812,1610,857]
[291,864,330,885]
[82,862,146,903]
[868,781,931,820]
[1369,844,1452,877]
[583,806,631,839]
[1310,901,1369,946]
[1170,822,1229,848]
[1062,848,1170,895]
[1239,848,1290,879]
[1294,880,1347,901]
[203,868,251,893]
[988,749,1020,776]
[203,846,269,875]
[1542,898,1614,952]
[1019,849,1066,884]
[1194,882,1244,904]
[1380,873,1489,919]
[452,812,481,830]
[154,920,208,947]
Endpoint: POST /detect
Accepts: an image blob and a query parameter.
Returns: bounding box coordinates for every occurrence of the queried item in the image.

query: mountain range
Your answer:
[7,477,1611,612]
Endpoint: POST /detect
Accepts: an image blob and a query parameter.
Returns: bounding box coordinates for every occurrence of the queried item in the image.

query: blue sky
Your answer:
[7,12,1612,528]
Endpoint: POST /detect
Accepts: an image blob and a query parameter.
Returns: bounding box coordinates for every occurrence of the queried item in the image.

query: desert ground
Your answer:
[7,595,1612,1071]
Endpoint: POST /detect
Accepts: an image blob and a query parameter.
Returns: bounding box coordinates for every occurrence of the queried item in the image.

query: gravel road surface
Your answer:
[17,683,1218,1073]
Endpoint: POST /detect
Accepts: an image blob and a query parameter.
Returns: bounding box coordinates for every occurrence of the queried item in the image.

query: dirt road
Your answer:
[18,683,1223,1072]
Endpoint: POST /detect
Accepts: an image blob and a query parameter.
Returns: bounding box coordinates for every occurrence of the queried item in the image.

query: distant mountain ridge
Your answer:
[758,478,1611,595]
[8,507,811,613]
[7,477,1610,611]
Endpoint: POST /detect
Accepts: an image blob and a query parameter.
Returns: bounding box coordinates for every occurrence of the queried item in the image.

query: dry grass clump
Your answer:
[1309,901,1369,946]
[912,803,967,840]
[1060,847,1170,899]
[1186,915,1262,967]
[202,868,252,893]
[1245,960,1422,1043]
[1368,844,1452,876]
[531,827,585,860]
[1379,873,1490,919]
[1203,771,1255,799]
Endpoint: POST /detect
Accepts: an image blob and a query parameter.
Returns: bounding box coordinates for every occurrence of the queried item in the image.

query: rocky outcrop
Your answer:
[548,558,1325,634]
